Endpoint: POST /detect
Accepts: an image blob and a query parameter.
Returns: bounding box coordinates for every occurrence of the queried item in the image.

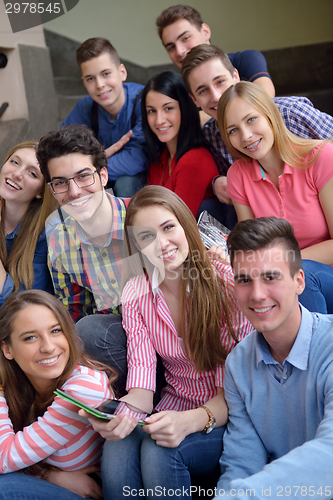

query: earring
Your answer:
[36,195,42,199]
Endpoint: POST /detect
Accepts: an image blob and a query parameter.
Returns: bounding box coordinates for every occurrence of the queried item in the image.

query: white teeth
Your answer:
[37,355,59,365]
[6,179,20,190]
[69,198,90,207]
[158,127,171,131]
[253,306,273,313]
[159,248,177,259]
[246,139,260,149]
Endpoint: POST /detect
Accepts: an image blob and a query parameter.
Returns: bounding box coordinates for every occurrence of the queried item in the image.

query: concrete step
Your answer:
[303,89,333,117]
[54,76,87,96]
[57,94,86,123]
[0,118,30,161]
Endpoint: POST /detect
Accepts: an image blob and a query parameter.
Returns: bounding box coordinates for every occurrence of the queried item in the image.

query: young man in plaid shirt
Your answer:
[37,125,129,394]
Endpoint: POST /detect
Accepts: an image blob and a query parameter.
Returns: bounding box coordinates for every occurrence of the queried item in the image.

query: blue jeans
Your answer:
[197,198,237,230]
[101,425,225,499]
[75,314,128,397]
[299,260,333,314]
[109,172,147,198]
[0,473,90,500]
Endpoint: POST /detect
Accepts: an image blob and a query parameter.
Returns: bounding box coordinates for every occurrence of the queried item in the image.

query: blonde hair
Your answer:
[0,141,57,290]
[217,82,328,168]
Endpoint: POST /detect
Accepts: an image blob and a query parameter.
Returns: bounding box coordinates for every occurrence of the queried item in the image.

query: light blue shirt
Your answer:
[255,308,311,384]
[216,305,333,499]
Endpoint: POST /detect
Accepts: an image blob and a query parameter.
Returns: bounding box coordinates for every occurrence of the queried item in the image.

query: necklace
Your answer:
[161,281,181,300]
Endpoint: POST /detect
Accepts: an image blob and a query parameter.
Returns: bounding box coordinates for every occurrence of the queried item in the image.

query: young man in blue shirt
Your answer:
[156,4,275,98]
[62,38,148,197]
[216,217,333,499]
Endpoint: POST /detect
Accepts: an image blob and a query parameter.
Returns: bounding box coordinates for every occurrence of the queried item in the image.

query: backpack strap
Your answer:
[130,89,143,130]
[92,89,142,136]
[91,100,99,137]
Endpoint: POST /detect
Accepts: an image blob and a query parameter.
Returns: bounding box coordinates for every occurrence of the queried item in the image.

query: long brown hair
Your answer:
[217,82,328,168]
[0,290,117,475]
[0,141,57,290]
[123,185,238,372]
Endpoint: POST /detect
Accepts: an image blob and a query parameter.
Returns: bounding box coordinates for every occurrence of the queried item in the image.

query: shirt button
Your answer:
[110,278,116,285]
[282,373,287,380]
[2,466,6,471]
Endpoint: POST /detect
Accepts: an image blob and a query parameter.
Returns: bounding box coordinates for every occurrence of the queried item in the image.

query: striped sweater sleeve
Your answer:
[0,366,112,473]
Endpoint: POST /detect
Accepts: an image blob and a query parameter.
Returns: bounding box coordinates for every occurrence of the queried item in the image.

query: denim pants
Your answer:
[0,473,91,500]
[197,198,237,230]
[101,425,225,500]
[299,259,333,314]
[75,314,128,397]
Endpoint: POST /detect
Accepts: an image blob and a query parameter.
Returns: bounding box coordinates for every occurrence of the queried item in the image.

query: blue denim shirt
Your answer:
[62,82,149,181]
[2,225,53,305]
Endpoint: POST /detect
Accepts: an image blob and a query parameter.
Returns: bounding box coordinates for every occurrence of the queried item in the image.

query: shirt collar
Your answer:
[5,223,21,239]
[255,304,313,370]
[151,267,190,300]
[254,161,293,182]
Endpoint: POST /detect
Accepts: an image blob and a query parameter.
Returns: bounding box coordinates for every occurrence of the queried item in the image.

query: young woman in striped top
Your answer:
[84,186,252,499]
[0,289,116,500]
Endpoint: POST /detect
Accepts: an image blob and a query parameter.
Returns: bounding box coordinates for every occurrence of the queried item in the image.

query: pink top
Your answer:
[226,143,333,249]
[0,366,112,473]
[121,262,252,412]
[147,147,218,218]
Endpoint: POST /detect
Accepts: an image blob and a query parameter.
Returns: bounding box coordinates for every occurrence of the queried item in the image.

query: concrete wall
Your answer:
[42,0,333,67]
[0,1,58,158]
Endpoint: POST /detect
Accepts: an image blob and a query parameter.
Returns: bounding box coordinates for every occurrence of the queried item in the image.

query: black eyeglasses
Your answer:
[48,170,98,194]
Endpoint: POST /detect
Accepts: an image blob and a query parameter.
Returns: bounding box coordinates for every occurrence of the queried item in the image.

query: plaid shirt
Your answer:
[47,194,129,322]
[203,95,333,175]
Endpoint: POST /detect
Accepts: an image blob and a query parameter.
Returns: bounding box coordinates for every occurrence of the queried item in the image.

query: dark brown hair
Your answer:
[37,125,108,183]
[182,44,235,93]
[0,290,116,475]
[123,185,239,372]
[76,37,120,68]
[156,4,203,39]
[227,217,302,277]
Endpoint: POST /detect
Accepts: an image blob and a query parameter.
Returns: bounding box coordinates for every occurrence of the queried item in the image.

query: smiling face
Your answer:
[188,58,239,120]
[81,52,127,119]
[233,245,305,341]
[131,205,189,278]
[161,19,211,69]
[225,96,277,166]
[0,147,44,207]
[146,90,181,155]
[47,152,108,223]
[1,304,70,394]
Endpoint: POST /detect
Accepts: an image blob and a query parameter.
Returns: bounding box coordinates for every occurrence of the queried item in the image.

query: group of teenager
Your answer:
[0,4,333,500]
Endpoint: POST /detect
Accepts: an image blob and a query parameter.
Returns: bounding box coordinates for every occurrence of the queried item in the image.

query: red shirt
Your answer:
[148,147,219,218]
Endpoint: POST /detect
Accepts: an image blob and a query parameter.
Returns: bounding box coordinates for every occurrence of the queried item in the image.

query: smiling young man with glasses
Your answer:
[37,125,129,394]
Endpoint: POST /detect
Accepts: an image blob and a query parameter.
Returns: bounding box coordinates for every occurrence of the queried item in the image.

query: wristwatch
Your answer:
[196,405,216,434]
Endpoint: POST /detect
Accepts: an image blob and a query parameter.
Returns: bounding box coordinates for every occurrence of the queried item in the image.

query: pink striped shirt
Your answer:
[0,366,112,473]
[121,262,252,411]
